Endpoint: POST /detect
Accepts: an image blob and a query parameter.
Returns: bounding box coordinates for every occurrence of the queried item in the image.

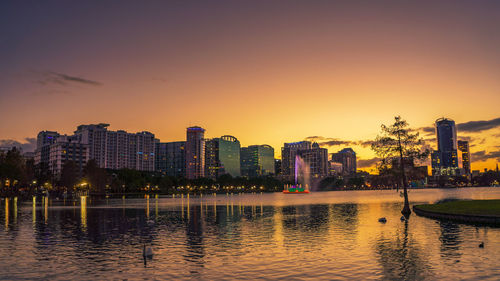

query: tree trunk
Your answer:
[398,132,411,218]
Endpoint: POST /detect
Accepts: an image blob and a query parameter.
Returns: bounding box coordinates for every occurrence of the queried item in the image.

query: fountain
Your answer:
[283,155,310,194]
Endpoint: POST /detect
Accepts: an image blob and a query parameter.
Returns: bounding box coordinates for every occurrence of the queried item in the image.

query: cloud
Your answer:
[304,136,351,147]
[457,117,500,133]
[304,136,374,148]
[419,126,435,135]
[0,137,37,152]
[470,150,500,162]
[357,157,381,168]
[36,71,102,87]
[419,117,500,135]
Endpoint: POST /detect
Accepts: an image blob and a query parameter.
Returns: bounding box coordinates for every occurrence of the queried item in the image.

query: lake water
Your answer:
[1,187,500,280]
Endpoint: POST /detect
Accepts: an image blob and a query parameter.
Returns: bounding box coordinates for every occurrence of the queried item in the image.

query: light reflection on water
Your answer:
[0,188,500,280]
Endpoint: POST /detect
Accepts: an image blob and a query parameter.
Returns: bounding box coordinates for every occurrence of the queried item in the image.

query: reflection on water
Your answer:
[0,188,500,280]
[375,221,434,281]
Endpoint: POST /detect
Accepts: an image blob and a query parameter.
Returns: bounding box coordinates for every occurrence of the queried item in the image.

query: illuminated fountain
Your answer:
[283,155,310,194]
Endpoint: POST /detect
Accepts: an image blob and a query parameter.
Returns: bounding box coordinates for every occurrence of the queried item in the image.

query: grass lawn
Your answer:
[416,200,500,217]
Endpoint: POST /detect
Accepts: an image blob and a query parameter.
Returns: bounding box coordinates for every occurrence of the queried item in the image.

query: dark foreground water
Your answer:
[1,188,500,280]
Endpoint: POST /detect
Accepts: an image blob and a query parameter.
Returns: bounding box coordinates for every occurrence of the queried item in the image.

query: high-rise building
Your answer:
[35,131,60,167]
[155,141,186,177]
[281,141,312,180]
[331,148,357,175]
[281,141,328,181]
[274,159,282,176]
[36,124,156,173]
[185,126,205,179]
[432,118,459,176]
[297,143,328,179]
[328,161,343,176]
[205,135,241,179]
[240,145,275,178]
[48,135,89,179]
[458,140,471,175]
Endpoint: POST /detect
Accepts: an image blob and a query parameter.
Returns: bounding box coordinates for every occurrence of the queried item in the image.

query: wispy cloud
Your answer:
[304,136,374,148]
[419,117,500,135]
[470,150,500,162]
[0,137,37,152]
[457,117,500,133]
[357,157,381,168]
[36,71,102,87]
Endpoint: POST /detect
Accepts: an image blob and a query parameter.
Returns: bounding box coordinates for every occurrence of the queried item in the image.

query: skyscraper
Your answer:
[74,124,156,171]
[185,126,205,179]
[36,124,156,173]
[297,143,328,179]
[432,118,459,175]
[240,145,275,178]
[331,148,357,175]
[458,140,471,175]
[205,135,241,179]
[281,141,312,181]
[155,141,186,177]
[281,141,328,181]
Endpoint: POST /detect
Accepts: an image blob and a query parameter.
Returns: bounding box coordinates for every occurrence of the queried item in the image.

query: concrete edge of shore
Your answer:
[413,205,500,225]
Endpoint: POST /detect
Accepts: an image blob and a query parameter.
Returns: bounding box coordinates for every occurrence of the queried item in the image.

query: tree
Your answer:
[371,116,429,217]
[84,160,108,193]
[59,160,79,189]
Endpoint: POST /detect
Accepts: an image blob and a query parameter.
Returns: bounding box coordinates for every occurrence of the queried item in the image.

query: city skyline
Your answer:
[1,1,500,172]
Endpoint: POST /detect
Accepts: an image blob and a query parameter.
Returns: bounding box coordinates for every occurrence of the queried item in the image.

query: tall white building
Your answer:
[48,135,89,179]
[74,123,156,171]
[35,124,157,177]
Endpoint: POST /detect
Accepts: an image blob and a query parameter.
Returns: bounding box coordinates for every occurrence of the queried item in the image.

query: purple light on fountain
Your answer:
[295,155,300,185]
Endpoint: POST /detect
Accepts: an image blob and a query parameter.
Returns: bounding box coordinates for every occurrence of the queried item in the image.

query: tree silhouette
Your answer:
[372,116,429,217]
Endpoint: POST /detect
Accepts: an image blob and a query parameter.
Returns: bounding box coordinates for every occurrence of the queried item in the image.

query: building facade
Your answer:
[185,126,205,179]
[205,135,241,179]
[241,145,275,178]
[432,118,459,176]
[35,131,60,167]
[155,141,186,177]
[281,141,328,181]
[36,124,156,174]
[281,141,312,180]
[74,124,156,171]
[48,135,89,179]
[296,143,328,179]
[331,148,357,175]
[458,140,471,175]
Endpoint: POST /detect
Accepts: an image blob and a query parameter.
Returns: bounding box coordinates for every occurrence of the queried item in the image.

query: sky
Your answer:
[1,0,500,173]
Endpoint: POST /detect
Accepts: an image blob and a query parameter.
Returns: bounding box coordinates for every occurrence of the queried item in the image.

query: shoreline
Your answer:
[414,200,500,225]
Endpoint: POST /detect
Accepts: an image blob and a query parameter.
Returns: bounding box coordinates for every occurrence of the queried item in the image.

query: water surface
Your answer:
[1,188,500,280]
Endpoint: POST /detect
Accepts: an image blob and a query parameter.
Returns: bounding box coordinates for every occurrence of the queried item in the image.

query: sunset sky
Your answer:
[1,1,499,173]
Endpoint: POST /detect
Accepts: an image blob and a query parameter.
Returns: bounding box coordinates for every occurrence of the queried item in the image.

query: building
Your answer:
[331,148,357,175]
[205,135,241,179]
[73,124,156,171]
[155,141,186,177]
[36,124,156,173]
[328,161,343,176]
[281,141,312,180]
[240,145,275,178]
[274,159,282,176]
[281,141,328,181]
[458,140,471,175]
[296,143,328,179]
[432,118,459,176]
[48,135,89,179]
[35,131,60,168]
[185,126,205,179]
